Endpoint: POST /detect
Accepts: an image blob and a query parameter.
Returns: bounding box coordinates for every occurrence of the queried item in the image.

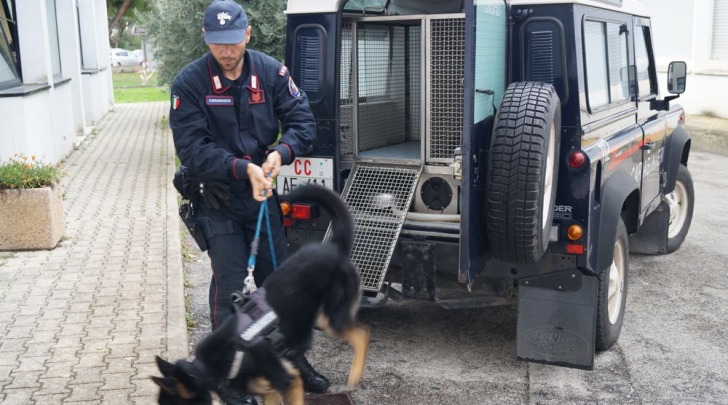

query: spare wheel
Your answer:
[485,82,561,264]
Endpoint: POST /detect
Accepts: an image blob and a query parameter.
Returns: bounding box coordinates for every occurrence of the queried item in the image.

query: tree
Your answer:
[108,0,133,35]
[107,0,151,49]
[242,0,287,63]
[138,0,287,88]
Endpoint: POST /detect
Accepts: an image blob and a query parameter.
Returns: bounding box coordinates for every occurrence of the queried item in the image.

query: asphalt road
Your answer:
[183,151,728,405]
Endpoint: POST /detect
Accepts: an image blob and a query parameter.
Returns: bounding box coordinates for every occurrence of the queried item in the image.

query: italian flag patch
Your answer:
[171,95,180,110]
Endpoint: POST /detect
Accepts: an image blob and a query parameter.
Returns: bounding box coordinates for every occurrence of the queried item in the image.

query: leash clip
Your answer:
[243,265,257,294]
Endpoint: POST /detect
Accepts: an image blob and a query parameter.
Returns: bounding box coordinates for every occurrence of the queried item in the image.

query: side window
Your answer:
[584,19,630,111]
[0,0,21,90]
[584,21,608,107]
[634,25,656,98]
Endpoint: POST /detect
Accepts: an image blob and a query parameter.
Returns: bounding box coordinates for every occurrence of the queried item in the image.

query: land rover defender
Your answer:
[278,0,694,369]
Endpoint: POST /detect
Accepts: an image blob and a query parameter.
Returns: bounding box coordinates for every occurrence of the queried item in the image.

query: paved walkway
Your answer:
[0,102,187,404]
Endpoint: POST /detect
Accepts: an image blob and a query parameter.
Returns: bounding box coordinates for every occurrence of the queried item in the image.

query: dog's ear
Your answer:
[155,355,178,377]
[152,376,201,400]
[151,376,179,395]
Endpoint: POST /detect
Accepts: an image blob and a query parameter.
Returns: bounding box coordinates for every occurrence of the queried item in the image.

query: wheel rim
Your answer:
[608,238,625,324]
[666,180,689,239]
[542,123,557,231]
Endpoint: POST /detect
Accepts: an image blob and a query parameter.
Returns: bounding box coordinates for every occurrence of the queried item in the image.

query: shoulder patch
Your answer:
[278,65,288,77]
[171,95,180,110]
[288,77,301,98]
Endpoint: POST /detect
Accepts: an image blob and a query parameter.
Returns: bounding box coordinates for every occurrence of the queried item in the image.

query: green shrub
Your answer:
[0,155,64,189]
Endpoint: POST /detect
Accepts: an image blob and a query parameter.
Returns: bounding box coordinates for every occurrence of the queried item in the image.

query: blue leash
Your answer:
[243,179,277,294]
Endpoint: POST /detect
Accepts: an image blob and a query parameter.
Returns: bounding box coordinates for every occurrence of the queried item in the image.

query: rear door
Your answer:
[460,0,507,284]
[285,12,340,186]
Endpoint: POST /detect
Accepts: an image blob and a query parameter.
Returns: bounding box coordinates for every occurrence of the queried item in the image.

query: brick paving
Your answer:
[0,102,188,404]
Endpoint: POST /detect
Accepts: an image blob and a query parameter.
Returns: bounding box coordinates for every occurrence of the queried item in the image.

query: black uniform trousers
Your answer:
[197,182,287,330]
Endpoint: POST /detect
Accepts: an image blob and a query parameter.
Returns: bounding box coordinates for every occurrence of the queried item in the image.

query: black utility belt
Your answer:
[179,200,245,251]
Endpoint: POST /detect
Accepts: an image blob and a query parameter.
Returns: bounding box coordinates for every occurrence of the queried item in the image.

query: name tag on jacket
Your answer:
[206,95,234,106]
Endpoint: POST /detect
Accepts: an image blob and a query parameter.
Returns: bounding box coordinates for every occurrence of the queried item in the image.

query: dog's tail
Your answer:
[285,184,354,255]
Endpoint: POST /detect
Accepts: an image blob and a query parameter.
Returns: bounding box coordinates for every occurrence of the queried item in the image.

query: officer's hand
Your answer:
[262,151,282,179]
[247,163,273,202]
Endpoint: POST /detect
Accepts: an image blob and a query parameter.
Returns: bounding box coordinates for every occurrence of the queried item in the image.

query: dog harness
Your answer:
[226,288,287,379]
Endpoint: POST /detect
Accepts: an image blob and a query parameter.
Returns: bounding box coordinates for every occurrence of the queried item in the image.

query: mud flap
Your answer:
[516,271,597,370]
[628,201,669,254]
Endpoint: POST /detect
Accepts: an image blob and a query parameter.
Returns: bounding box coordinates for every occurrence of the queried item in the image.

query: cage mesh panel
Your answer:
[429,18,465,160]
[341,165,421,291]
[408,26,422,141]
[357,24,407,152]
[340,22,354,158]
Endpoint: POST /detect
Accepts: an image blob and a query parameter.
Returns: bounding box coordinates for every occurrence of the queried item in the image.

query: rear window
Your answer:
[343,0,388,13]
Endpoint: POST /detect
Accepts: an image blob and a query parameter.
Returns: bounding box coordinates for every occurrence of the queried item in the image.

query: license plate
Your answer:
[276,157,334,194]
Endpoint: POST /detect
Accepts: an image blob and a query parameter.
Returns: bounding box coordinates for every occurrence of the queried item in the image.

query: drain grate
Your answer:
[334,164,422,292]
[305,392,356,405]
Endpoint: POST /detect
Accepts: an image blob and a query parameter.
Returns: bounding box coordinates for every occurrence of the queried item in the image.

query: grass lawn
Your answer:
[113,72,169,103]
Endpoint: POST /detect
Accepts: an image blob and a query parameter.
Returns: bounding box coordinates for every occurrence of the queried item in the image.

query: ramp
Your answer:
[335,164,422,292]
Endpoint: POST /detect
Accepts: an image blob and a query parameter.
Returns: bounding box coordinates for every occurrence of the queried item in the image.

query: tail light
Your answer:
[567,224,583,241]
[566,224,584,254]
[568,151,587,169]
[566,244,584,255]
[291,203,314,220]
[280,201,292,216]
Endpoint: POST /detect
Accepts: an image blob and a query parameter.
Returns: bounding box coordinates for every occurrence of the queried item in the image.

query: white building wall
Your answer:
[57,0,87,138]
[644,0,728,118]
[0,99,30,158]
[78,0,114,127]
[714,0,728,59]
[0,0,113,164]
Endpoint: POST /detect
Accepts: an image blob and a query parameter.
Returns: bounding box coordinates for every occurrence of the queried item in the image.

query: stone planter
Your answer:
[0,185,64,251]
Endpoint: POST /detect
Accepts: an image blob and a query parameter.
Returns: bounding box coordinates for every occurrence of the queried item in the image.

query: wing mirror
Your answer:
[652,61,687,111]
[667,61,687,95]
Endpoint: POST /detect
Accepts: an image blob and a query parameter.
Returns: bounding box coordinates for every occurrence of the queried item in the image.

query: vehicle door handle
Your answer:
[641,141,655,150]
[475,88,494,95]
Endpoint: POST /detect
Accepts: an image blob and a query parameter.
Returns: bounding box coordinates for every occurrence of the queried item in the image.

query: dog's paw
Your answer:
[346,326,370,387]
[347,369,364,387]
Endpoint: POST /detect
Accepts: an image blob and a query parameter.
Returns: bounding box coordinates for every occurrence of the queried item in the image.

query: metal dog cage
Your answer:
[339,15,466,164]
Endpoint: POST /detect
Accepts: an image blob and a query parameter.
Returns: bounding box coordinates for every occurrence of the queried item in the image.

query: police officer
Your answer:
[169,1,328,403]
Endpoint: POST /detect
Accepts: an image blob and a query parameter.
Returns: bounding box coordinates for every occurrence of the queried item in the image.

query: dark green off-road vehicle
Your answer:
[278,0,693,369]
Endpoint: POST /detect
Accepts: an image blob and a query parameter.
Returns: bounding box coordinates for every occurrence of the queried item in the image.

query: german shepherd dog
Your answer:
[152,184,369,405]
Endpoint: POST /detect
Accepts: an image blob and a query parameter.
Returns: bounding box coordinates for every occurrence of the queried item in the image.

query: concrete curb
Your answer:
[165,115,190,361]
[685,114,728,157]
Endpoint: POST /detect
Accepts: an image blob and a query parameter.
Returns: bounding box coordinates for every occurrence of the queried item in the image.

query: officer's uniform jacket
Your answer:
[170,50,316,183]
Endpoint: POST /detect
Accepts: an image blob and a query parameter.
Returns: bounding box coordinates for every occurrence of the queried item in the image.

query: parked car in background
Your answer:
[110,48,142,67]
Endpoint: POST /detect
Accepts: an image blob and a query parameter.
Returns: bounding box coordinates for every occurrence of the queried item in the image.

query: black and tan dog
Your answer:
[152,184,369,405]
